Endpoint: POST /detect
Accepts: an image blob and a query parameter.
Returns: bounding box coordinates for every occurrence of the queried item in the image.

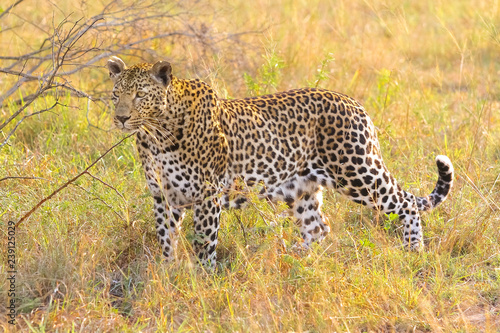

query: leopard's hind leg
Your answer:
[293,186,331,247]
[330,163,425,250]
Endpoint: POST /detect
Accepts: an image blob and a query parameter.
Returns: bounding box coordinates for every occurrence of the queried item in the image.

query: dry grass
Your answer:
[1,0,500,331]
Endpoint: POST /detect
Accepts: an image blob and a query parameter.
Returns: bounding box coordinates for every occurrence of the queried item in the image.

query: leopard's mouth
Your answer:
[113,117,141,133]
[118,126,137,133]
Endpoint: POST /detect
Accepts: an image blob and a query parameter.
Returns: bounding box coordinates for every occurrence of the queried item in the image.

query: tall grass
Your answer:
[1,0,500,331]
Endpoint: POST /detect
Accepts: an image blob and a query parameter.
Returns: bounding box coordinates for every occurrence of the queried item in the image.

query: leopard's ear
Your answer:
[107,56,126,82]
[150,61,172,88]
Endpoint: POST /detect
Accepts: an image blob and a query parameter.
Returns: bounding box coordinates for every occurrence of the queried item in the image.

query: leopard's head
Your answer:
[106,57,172,133]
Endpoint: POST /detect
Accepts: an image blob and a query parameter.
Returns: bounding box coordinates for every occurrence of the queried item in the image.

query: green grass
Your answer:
[1,0,500,331]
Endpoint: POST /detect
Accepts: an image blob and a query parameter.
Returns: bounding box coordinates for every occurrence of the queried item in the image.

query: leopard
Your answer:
[106,56,454,268]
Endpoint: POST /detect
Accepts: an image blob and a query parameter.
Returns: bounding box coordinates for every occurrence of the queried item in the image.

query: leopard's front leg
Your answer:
[137,135,185,261]
[192,198,221,268]
[153,195,185,261]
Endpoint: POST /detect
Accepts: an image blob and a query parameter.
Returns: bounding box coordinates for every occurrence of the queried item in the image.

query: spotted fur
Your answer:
[107,57,454,267]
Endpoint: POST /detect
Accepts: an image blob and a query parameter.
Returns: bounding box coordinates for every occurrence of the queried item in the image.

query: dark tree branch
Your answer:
[0,176,49,182]
[15,134,134,228]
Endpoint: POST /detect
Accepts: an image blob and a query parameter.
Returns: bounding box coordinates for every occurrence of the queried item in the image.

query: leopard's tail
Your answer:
[415,155,454,212]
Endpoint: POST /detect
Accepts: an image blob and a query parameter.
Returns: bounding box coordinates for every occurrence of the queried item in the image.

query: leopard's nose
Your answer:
[116,116,131,125]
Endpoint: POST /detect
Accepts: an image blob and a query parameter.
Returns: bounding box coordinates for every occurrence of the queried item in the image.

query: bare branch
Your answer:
[15,133,134,228]
[0,68,39,80]
[84,171,126,201]
[1,101,61,148]
[0,91,41,131]
[0,176,49,182]
[0,0,24,21]
[70,183,126,222]
[1,0,262,155]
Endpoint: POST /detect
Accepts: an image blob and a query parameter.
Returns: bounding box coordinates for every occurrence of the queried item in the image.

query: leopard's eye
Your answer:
[111,91,119,103]
[136,91,147,98]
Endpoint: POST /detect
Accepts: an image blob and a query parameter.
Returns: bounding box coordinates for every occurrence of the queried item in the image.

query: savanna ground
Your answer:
[1,0,500,331]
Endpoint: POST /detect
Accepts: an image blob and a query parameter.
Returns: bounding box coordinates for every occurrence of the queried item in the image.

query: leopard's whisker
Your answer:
[142,117,186,130]
[142,121,177,146]
[143,120,176,138]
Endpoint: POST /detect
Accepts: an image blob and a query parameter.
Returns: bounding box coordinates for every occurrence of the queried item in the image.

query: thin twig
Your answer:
[15,134,134,227]
[0,68,39,80]
[234,212,248,247]
[84,171,125,201]
[0,92,40,131]
[70,183,126,222]
[0,0,24,21]
[1,101,61,148]
[0,176,50,182]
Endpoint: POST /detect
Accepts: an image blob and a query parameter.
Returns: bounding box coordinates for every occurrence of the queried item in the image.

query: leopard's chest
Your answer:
[137,137,203,205]
[150,152,202,204]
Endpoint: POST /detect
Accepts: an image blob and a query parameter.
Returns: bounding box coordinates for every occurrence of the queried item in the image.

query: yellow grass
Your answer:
[1,0,499,331]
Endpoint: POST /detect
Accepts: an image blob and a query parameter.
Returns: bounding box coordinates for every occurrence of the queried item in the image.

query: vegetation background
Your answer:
[1,0,500,331]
